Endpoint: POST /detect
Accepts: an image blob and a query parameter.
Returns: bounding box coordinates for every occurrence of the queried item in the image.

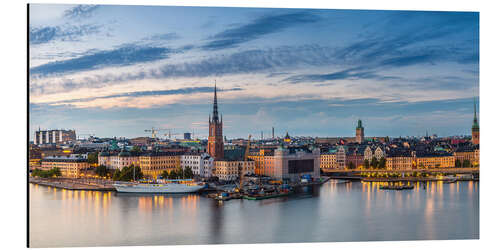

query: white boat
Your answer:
[114,179,205,193]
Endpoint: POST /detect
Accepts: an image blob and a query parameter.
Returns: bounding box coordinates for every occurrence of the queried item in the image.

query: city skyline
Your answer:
[29,5,479,140]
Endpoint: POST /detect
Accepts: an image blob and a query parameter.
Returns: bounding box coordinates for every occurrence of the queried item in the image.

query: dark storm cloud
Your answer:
[201,11,321,50]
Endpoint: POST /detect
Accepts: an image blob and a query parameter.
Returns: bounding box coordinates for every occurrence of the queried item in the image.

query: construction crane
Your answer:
[164,129,181,139]
[144,127,168,139]
[78,133,95,140]
[240,134,252,190]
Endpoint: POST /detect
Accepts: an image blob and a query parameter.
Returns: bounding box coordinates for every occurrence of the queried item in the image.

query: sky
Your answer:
[28,4,479,140]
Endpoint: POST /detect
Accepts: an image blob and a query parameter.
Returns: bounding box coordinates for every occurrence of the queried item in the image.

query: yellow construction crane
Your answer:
[144,127,168,139]
[239,134,252,190]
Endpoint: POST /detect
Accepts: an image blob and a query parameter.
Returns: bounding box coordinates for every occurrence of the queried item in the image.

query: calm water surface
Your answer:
[29,180,479,247]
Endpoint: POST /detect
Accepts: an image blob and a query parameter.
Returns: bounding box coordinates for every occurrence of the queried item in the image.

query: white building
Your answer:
[98,151,139,170]
[34,129,76,145]
[180,153,214,178]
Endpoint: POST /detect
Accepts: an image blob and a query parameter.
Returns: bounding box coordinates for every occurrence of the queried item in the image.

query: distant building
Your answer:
[356,120,365,143]
[183,133,192,140]
[208,82,224,160]
[34,129,76,145]
[283,132,291,143]
[40,154,89,178]
[129,137,155,146]
[472,98,480,145]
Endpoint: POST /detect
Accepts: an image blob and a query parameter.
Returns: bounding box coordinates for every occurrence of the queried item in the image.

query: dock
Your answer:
[29,178,116,191]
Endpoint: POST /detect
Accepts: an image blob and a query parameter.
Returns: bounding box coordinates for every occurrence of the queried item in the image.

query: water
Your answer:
[29,180,479,247]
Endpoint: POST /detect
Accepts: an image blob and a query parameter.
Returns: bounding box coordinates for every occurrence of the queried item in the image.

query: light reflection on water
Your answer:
[29,180,479,247]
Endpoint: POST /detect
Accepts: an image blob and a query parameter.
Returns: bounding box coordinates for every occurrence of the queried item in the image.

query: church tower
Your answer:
[356,119,364,144]
[472,98,479,145]
[208,81,224,160]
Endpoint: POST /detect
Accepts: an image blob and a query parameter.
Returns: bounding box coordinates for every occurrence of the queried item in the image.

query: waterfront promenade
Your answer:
[29,177,115,191]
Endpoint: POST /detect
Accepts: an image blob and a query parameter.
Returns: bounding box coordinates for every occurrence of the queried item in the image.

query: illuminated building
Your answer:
[415,153,455,168]
[34,129,76,145]
[454,146,480,166]
[335,146,346,169]
[386,152,413,171]
[40,154,89,178]
[249,146,320,181]
[320,152,337,170]
[139,152,182,179]
[208,82,224,160]
[283,132,291,143]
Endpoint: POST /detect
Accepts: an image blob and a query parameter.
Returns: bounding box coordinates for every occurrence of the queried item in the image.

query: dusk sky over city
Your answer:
[28,4,479,140]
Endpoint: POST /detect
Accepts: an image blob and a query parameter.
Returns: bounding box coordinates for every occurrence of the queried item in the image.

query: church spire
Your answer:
[472,97,479,129]
[212,80,219,122]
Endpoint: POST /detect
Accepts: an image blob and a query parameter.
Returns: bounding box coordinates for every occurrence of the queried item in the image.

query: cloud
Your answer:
[30,45,177,76]
[143,32,180,42]
[46,86,243,105]
[63,5,99,19]
[201,11,321,50]
[29,24,101,45]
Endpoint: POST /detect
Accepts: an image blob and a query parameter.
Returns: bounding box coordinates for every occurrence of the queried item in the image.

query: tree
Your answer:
[50,167,62,177]
[378,157,386,169]
[370,157,378,169]
[95,165,108,177]
[112,169,121,181]
[173,166,183,179]
[160,170,169,179]
[363,159,370,169]
[347,161,355,170]
[463,159,471,168]
[168,170,177,180]
[87,152,98,164]
[131,146,142,154]
[184,166,194,179]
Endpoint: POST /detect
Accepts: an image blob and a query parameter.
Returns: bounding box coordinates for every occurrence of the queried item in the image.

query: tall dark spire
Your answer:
[472,97,479,129]
[212,80,219,122]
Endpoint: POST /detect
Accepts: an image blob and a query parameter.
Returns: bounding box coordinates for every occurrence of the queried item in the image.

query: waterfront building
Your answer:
[98,150,139,170]
[248,149,277,176]
[139,152,183,179]
[34,129,76,145]
[386,152,414,171]
[415,153,455,168]
[40,154,89,178]
[346,150,364,169]
[454,146,480,167]
[356,119,364,143]
[248,146,320,181]
[214,160,255,181]
[180,153,214,178]
[320,151,337,170]
[472,98,480,145]
[208,82,224,160]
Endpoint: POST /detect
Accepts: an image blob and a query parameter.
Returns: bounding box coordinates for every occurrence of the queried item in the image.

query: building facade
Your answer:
[139,152,182,179]
[386,156,413,171]
[40,154,89,178]
[214,160,255,181]
[416,154,455,169]
[335,146,346,170]
[34,129,76,145]
[320,152,337,170]
[98,151,139,170]
[208,83,224,160]
[248,149,276,176]
[180,153,214,178]
[356,120,364,143]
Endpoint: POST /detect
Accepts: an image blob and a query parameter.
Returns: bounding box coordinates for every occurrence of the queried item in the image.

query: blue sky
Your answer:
[29,4,479,140]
